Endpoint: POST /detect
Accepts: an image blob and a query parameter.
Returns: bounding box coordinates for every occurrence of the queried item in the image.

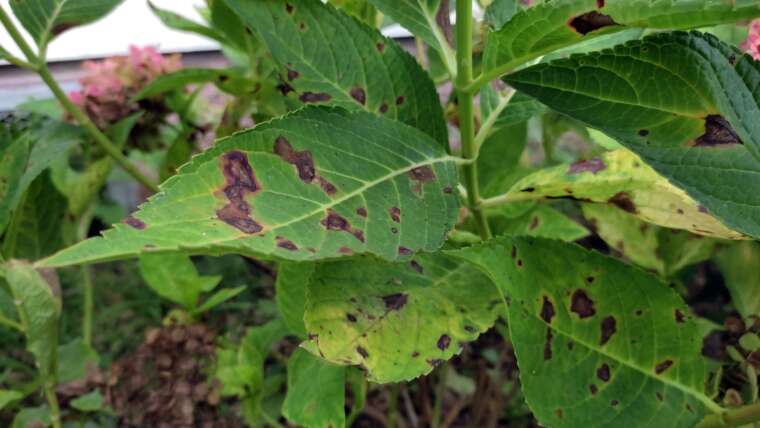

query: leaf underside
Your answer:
[39,107,459,268]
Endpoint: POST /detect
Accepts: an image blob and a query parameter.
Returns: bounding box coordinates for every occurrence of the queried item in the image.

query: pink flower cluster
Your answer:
[69,45,182,128]
[742,19,760,61]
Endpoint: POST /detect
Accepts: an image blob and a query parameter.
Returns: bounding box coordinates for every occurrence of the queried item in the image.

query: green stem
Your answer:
[455,0,490,240]
[432,365,449,428]
[473,87,516,154]
[44,382,62,428]
[80,265,93,346]
[0,6,37,64]
[0,313,23,332]
[698,403,760,428]
[479,191,536,209]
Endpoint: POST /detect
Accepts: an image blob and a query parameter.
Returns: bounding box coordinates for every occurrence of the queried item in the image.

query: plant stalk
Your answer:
[81,265,93,346]
[699,403,760,428]
[455,0,490,240]
[44,381,62,428]
[0,6,37,64]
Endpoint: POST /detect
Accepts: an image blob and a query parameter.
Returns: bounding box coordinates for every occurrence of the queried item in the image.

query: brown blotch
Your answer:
[274,136,315,183]
[675,309,685,323]
[382,293,408,311]
[347,313,357,322]
[568,157,606,175]
[300,92,332,103]
[396,96,405,106]
[695,115,743,147]
[569,11,617,35]
[376,42,385,53]
[277,82,294,96]
[544,328,553,360]
[635,309,643,316]
[216,151,263,234]
[586,276,595,284]
[597,363,611,382]
[321,209,364,242]
[600,316,616,346]
[317,177,337,195]
[411,351,420,358]
[656,392,663,401]
[555,409,564,419]
[350,87,367,105]
[437,334,451,350]
[398,246,413,256]
[51,22,76,36]
[597,0,605,6]
[410,260,423,274]
[517,259,524,267]
[285,3,294,13]
[443,186,453,194]
[352,230,365,243]
[511,245,517,259]
[356,207,368,218]
[124,216,146,230]
[391,227,398,234]
[389,207,401,223]
[609,192,637,214]
[571,289,596,319]
[611,400,619,407]
[655,360,674,375]
[540,296,555,324]
[276,236,298,251]
[410,166,436,183]
[356,346,369,358]
[286,67,299,81]
[379,103,389,114]
[529,216,540,230]
[638,129,649,137]
[521,187,536,193]
[590,384,598,395]
[338,246,353,255]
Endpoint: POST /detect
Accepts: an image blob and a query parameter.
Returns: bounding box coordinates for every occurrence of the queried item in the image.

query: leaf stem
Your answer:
[81,265,93,346]
[473,87,516,155]
[455,0,491,240]
[0,313,23,332]
[44,381,62,428]
[699,403,760,428]
[479,192,536,209]
[0,6,37,64]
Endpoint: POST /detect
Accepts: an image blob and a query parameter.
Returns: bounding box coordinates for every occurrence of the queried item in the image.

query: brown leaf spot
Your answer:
[569,11,617,35]
[571,289,596,319]
[597,363,611,382]
[695,115,743,147]
[356,207,368,218]
[376,42,385,53]
[382,293,408,311]
[544,328,553,360]
[216,151,263,234]
[437,334,451,350]
[589,384,598,395]
[609,192,637,214]
[350,87,366,105]
[379,103,389,114]
[286,67,299,81]
[540,296,555,324]
[338,246,353,255]
[529,216,540,230]
[356,346,369,358]
[656,392,663,401]
[511,245,517,259]
[586,276,595,284]
[521,187,536,193]
[124,216,146,230]
[396,96,405,105]
[274,136,315,183]
[299,92,332,103]
[352,230,365,243]
[410,260,423,274]
[391,227,398,234]
[411,351,420,357]
[398,246,413,256]
[276,236,298,251]
[600,316,616,346]
[568,157,606,175]
[655,360,674,375]
[410,166,436,183]
[597,0,605,6]
[285,3,294,13]
[638,129,649,137]
[443,186,453,194]
[277,82,294,95]
[389,207,401,223]
[317,177,337,195]
[555,409,563,419]
[611,400,619,407]
[347,313,357,322]
[675,309,685,324]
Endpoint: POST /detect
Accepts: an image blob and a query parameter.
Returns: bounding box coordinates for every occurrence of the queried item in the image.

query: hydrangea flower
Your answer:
[742,19,760,61]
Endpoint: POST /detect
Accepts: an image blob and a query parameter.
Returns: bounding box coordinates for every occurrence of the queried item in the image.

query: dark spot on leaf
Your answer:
[299,22,306,31]
[695,115,743,147]
[317,177,337,195]
[411,351,420,357]
[379,103,389,113]
[410,166,436,184]
[571,289,596,319]
[443,186,453,194]
[586,276,595,284]
[655,360,673,374]
[427,359,443,367]
[376,42,385,52]
[517,259,523,267]
[656,392,663,401]
[437,335,451,350]
[299,92,331,103]
[321,209,363,242]
[555,409,563,419]
[511,245,517,259]
[356,207,367,217]
[638,129,649,137]
[464,326,476,333]
[597,363,610,382]
[567,341,574,351]
[569,11,617,35]
[568,157,606,174]
[307,247,316,253]
[352,230,365,243]
[686,403,694,413]
[286,67,299,81]
[216,151,263,234]
[274,136,315,183]
[589,384,598,395]
[521,187,535,193]
[285,3,294,13]
[276,236,298,251]
[410,260,423,274]
[600,316,616,346]
[391,227,398,234]
[383,293,408,311]
[389,207,401,223]
[611,400,619,407]
[396,96,405,105]
[635,309,643,316]
[347,313,357,322]
[675,309,685,323]
[597,0,605,7]
[698,205,709,214]
[544,328,553,360]
[356,346,369,358]
[51,22,76,36]
[218,74,229,83]
[609,192,637,214]
[277,82,294,95]
[540,296,555,324]
[729,54,737,66]
[677,208,685,214]
[338,246,353,255]
[529,216,540,230]
[398,246,413,256]
[124,216,146,230]
[350,87,366,105]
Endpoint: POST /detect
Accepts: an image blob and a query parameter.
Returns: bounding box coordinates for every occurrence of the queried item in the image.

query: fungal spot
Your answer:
[464,326,476,333]
[217,74,229,83]
[677,208,685,215]
[382,293,408,311]
[276,236,298,251]
[277,82,294,95]
[216,151,264,234]
[656,392,663,401]
[569,11,617,35]
[285,3,294,13]
[611,400,619,407]
[597,363,611,382]
[600,316,616,346]
[675,309,685,323]
[274,136,315,183]
[586,276,595,284]
[729,54,737,66]
[299,22,306,31]
[567,341,575,351]
[530,216,540,230]
[376,42,385,52]
[124,216,146,230]
[350,87,366,105]
[511,245,517,259]
[410,166,436,183]
[437,334,451,350]
[589,384,598,395]
[321,210,364,242]
[638,129,650,137]
[286,67,299,81]
[540,296,555,324]
[544,328,553,360]
[356,346,369,358]
[555,409,563,419]
[299,92,331,103]
[398,246,413,256]
[379,103,389,114]
[571,289,596,319]
[635,309,643,316]
[427,359,443,367]
[698,205,709,214]
[356,207,368,217]
[597,0,605,6]
[352,230,365,243]
[411,351,420,357]
[347,313,357,322]
[655,360,674,374]
[568,157,606,174]
[389,207,401,223]
[521,187,536,193]
[391,227,398,234]
[410,260,423,274]
[339,246,353,255]
[517,259,523,267]
[396,96,405,105]
[317,177,337,195]
[695,115,743,147]
[609,192,637,214]
[443,186,453,194]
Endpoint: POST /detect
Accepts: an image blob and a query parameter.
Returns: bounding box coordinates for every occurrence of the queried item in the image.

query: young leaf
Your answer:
[10,0,124,47]
[716,242,760,319]
[501,150,747,240]
[57,339,99,383]
[505,32,760,238]
[224,0,448,145]
[482,0,760,78]
[133,68,253,100]
[194,286,245,315]
[276,262,315,338]
[39,107,460,268]
[282,349,346,428]
[70,390,104,412]
[304,253,500,383]
[450,236,720,428]
[147,1,228,46]
[329,0,378,26]
[0,390,22,412]
[138,253,222,311]
[490,204,589,242]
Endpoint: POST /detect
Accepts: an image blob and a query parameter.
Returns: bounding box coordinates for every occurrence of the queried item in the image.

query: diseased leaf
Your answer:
[225,0,448,145]
[148,1,228,45]
[490,204,589,242]
[502,150,746,240]
[10,0,124,47]
[484,0,520,30]
[282,349,346,428]
[716,242,760,318]
[134,68,253,100]
[483,0,760,77]
[505,32,760,238]
[304,253,500,383]
[450,236,720,428]
[329,0,378,26]
[276,262,314,338]
[39,107,460,268]
[11,406,51,428]
[139,253,222,311]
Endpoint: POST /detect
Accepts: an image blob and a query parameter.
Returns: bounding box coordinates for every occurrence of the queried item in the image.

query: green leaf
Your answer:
[0,390,22,412]
[484,0,519,30]
[10,0,123,47]
[39,107,460,268]
[304,253,500,383]
[581,204,716,277]
[134,68,253,100]
[148,1,228,45]
[450,236,720,428]
[11,405,50,428]
[57,338,99,383]
[225,0,448,145]
[329,0,378,26]
[276,262,314,338]
[482,0,760,78]
[282,348,346,428]
[502,149,747,240]
[70,390,104,412]
[195,286,245,314]
[505,32,760,238]
[2,260,60,379]
[208,0,255,52]
[139,253,222,311]
[716,242,760,318]
[490,204,589,242]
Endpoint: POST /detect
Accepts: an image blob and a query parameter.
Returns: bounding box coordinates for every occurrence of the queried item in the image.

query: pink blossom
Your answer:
[742,19,760,60]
